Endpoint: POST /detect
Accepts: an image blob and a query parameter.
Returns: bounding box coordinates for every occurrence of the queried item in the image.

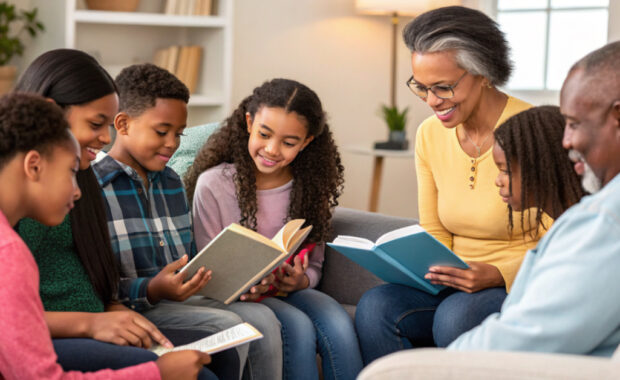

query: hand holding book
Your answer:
[148,254,212,304]
[425,261,505,293]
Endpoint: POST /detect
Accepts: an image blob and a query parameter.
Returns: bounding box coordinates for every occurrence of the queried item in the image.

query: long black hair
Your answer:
[15,49,119,304]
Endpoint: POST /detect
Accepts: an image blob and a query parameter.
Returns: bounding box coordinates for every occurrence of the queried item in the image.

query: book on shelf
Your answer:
[180,219,312,304]
[164,0,213,15]
[150,322,262,356]
[152,45,202,93]
[327,224,469,295]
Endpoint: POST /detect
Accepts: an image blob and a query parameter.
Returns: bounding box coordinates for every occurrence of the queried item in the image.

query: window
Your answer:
[496,0,609,90]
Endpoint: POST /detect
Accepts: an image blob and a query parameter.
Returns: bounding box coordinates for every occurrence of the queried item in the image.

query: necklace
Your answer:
[463,128,493,158]
[462,127,493,190]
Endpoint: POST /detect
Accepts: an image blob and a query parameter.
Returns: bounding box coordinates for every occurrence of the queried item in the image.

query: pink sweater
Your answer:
[0,210,160,380]
[192,163,325,288]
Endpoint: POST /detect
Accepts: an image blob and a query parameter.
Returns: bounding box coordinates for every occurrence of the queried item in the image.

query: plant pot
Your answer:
[85,0,140,12]
[389,130,406,142]
[0,65,17,95]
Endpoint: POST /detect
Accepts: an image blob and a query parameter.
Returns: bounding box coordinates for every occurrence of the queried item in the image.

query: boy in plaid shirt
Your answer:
[93,63,282,380]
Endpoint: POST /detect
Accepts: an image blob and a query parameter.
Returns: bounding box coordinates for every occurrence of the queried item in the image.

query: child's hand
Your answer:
[424,261,505,293]
[157,350,211,380]
[274,255,309,292]
[240,274,275,302]
[147,255,212,303]
[87,310,173,349]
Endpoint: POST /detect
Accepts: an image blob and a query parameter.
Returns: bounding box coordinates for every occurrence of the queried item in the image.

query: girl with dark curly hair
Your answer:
[184,78,363,380]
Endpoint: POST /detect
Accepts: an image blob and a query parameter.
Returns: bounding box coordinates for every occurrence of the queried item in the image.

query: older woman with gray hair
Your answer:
[355,6,550,365]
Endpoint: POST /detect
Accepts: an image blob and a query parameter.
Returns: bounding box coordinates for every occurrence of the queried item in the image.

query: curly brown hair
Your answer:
[185,78,344,243]
[494,105,585,237]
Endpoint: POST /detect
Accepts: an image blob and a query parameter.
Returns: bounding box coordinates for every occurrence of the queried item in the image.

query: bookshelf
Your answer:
[27,0,233,126]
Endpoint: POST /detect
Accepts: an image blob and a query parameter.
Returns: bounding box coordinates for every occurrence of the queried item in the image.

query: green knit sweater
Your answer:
[17,216,104,313]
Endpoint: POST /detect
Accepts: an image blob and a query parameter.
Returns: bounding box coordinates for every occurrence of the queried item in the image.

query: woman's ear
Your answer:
[23,150,43,181]
[114,112,129,135]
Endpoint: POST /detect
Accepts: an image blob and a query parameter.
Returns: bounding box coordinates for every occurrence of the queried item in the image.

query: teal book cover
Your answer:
[327,225,469,295]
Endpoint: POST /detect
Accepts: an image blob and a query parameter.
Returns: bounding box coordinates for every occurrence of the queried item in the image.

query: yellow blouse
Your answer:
[415,96,551,291]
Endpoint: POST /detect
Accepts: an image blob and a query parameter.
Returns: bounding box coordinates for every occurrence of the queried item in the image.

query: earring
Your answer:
[486,82,493,89]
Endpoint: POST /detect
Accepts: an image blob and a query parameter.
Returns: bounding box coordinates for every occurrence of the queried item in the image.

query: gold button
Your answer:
[159,240,164,247]
[471,166,475,171]
[469,184,474,189]
[137,188,142,194]
[469,176,474,181]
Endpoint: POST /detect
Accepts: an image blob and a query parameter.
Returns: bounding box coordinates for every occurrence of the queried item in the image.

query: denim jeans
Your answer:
[355,284,507,365]
[262,288,363,380]
[52,338,217,380]
[142,296,282,380]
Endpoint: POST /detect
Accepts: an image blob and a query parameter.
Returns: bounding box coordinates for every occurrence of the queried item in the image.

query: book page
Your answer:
[272,219,305,250]
[151,322,263,356]
[331,235,375,249]
[376,224,425,246]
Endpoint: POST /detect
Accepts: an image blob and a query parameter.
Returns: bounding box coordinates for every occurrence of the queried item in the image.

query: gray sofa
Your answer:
[318,207,418,318]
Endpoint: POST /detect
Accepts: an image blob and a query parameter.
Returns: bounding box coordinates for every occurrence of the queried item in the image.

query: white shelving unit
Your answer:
[28,0,233,126]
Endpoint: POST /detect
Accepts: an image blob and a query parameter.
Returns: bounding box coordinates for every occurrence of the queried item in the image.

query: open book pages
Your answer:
[150,322,263,356]
[332,225,426,249]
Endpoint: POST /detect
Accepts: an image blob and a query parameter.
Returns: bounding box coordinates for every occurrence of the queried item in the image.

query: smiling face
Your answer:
[113,98,187,182]
[31,138,82,226]
[246,106,314,188]
[64,93,119,170]
[561,69,620,189]
[410,50,485,128]
[492,142,522,211]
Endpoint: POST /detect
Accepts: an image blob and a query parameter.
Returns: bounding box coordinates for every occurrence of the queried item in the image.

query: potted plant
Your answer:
[374,104,409,150]
[0,2,44,94]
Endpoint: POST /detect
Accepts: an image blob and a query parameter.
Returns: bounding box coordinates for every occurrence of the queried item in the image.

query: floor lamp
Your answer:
[354,0,461,212]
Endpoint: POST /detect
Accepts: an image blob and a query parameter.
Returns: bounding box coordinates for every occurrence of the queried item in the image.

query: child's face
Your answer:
[65,93,119,170]
[246,107,314,183]
[118,98,187,174]
[492,142,522,211]
[31,139,82,226]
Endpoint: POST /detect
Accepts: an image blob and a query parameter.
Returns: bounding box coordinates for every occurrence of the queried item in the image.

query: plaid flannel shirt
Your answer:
[92,152,196,311]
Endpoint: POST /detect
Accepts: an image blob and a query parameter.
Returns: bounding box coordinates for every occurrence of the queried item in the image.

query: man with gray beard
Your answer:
[358,41,620,379]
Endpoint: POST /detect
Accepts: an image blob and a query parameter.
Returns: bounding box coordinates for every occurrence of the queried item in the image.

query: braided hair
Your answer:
[184,78,344,243]
[494,105,585,237]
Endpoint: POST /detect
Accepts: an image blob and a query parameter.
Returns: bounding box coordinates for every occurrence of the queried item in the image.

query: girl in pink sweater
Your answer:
[0,93,210,380]
[184,78,363,380]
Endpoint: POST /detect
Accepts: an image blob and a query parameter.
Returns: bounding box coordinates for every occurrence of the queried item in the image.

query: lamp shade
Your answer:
[355,0,461,16]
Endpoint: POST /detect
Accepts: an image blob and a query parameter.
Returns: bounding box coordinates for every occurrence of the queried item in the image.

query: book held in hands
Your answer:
[150,322,262,356]
[180,219,312,304]
[327,224,468,295]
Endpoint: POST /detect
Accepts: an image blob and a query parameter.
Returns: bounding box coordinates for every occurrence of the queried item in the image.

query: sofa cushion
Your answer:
[319,207,418,308]
[168,122,220,177]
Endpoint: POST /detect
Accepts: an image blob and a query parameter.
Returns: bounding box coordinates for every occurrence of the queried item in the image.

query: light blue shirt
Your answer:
[449,174,620,357]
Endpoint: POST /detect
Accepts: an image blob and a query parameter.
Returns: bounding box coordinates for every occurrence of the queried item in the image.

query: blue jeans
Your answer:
[262,288,363,380]
[355,284,507,365]
[53,338,217,380]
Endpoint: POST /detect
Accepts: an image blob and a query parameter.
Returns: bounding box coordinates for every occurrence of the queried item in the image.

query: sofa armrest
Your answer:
[358,348,619,380]
[318,207,417,307]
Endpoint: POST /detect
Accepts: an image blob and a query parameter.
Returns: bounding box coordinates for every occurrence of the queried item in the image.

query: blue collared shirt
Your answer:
[449,173,620,357]
[92,152,196,310]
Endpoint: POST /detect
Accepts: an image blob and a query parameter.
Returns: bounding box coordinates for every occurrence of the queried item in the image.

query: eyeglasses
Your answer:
[405,71,468,100]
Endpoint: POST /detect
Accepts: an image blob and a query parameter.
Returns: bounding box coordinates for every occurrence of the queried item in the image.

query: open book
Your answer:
[181,219,312,304]
[327,225,468,295]
[150,322,262,356]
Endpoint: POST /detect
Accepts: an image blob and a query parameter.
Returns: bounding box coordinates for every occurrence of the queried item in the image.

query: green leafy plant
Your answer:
[0,2,44,66]
[380,104,409,132]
